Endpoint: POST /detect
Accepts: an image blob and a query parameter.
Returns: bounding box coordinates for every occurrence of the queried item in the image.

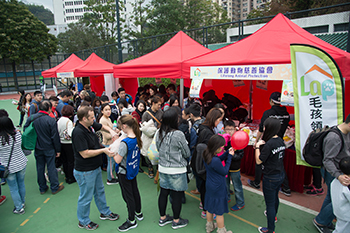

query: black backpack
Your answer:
[302,126,344,166]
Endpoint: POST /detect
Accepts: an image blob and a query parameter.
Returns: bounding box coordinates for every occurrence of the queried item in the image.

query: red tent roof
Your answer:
[113,31,211,78]
[182,13,350,79]
[74,53,116,77]
[41,54,84,78]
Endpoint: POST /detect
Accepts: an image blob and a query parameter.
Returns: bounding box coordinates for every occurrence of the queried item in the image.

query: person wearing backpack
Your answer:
[23,100,64,195]
[313,114,350,233]
[109,115,143,231]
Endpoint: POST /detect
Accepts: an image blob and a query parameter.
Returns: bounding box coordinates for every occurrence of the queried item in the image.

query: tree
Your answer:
[57,21,105,53]
[0,0,57,90]
[82,0,126,44]
[25,3,54,25]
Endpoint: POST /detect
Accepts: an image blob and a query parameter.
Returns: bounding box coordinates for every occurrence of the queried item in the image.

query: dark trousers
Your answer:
[34,149,59,192]
[158,188,183,219]
[19,113,25,126]
[198,177,206,211]
[119,174,142,221]
[312,168,322,189]
[255,164,290,190]
[262,172,285,232]
[60,143,75,180]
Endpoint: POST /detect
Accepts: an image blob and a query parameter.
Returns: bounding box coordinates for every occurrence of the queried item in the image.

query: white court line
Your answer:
[243,185,319,216]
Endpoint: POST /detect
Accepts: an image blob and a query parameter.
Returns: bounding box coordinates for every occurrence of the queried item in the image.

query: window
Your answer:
[243,8,247,12]
[74,1,82,5]
[304,25,329,34]
[243,13,247,17]
[75,8,83,12]
[66,9,74,13]
[75,15,83,20]
[334,23,348,32]
[243,3,247,6]
[66,16,75,21]
[65,1,73,6]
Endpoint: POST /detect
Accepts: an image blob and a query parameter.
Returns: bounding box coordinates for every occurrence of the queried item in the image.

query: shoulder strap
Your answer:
[7,137,15,168]
[330,126,344,153]
[33,103,38,112]
[146,110,161,126]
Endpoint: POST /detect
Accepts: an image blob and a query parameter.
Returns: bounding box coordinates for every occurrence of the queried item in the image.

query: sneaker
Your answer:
[313,219,333,233]
[159,215,173,226]
[52,185,64,194]
[279,188,291,196]
[107,178,119,185]
[201,211,206,219]
[171,218,189,229]
[199,202,203,210]
[118,219,137,232]
[230,204,245,211]
[304,184,314,190]
[0,195,6,205]
[13,208,25,215]
[1,178,6,185]
[148,168,154,179]
[248,179,260,189]
[306,187,324,196]
[264,210,277,222]
[135,212,143,221]
[100,212,119,221]
[78,221,99,230]
[258,227,274,233]
[190,189,200,195]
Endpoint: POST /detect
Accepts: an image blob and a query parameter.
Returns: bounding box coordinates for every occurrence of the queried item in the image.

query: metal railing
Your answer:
[0,2,349,92]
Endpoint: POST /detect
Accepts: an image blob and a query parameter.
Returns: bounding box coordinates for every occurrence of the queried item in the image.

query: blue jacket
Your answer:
[23,112,61,153]
[29,100,40,116]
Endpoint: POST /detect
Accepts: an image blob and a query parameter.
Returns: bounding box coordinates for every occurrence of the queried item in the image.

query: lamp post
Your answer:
[116,0,123,64]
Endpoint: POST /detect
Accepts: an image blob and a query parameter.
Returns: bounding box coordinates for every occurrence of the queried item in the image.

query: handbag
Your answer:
[0,139,15,178]
[62,120,72,140]
[147,130,159,165]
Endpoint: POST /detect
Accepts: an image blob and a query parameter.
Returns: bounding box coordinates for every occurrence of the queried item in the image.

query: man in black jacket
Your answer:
[24,100,64,195]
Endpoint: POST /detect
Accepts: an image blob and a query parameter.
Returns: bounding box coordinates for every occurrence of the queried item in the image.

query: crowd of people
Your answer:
[0,83,350,233]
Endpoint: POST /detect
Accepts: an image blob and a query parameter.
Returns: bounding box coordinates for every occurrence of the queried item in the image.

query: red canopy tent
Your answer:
[74,53,138,98]
[182,13,350,119]
[41,54,84,78]
[113,31,212,95]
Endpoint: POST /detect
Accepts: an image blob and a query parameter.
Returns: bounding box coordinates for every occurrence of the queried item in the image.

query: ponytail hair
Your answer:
[202,134,225,164]
[119,115,143,149]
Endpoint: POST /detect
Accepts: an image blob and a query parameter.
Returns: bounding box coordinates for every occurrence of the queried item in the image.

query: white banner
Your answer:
[291,44,343,166]
[190,64,292,80]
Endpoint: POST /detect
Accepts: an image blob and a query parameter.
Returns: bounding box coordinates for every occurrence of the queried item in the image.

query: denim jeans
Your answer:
[262,172,285,232]
[7,167,26,211]
[34,149,59,193]
[107,156,116,181]
[74,167,111,225]
[226,171,245,207]
[315,168,335,227]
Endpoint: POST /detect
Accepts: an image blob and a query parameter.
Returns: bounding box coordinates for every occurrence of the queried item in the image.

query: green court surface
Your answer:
[0,99,319,233]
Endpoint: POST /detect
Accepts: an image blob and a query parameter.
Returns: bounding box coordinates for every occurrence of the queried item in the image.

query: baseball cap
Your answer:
[270,92,281,104]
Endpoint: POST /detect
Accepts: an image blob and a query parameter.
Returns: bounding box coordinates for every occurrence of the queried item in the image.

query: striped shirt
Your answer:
[0,131,27,174]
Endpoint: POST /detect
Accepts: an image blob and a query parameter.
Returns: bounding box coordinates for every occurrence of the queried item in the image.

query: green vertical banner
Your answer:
[290,44,344,167]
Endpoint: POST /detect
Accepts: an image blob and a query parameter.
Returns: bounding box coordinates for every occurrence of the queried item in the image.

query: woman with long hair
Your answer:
[110,115,143,231]
[22,93,32,124]
[132,100,146,124]
[92,97,102,119]
[0,117,28,214]
[255,118,286,233]
[203,135,234,233]
[57,105,76,184]
[156,108,190,229]
[196,108,223,219]
[98,103,118,185]
[13,89,25,127]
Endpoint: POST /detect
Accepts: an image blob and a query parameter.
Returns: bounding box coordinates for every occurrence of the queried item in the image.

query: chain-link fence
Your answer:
[0,2,349,92]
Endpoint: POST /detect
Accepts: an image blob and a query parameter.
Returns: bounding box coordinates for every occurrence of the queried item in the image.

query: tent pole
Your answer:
[180,78,184,108]
[249,80,252,121]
